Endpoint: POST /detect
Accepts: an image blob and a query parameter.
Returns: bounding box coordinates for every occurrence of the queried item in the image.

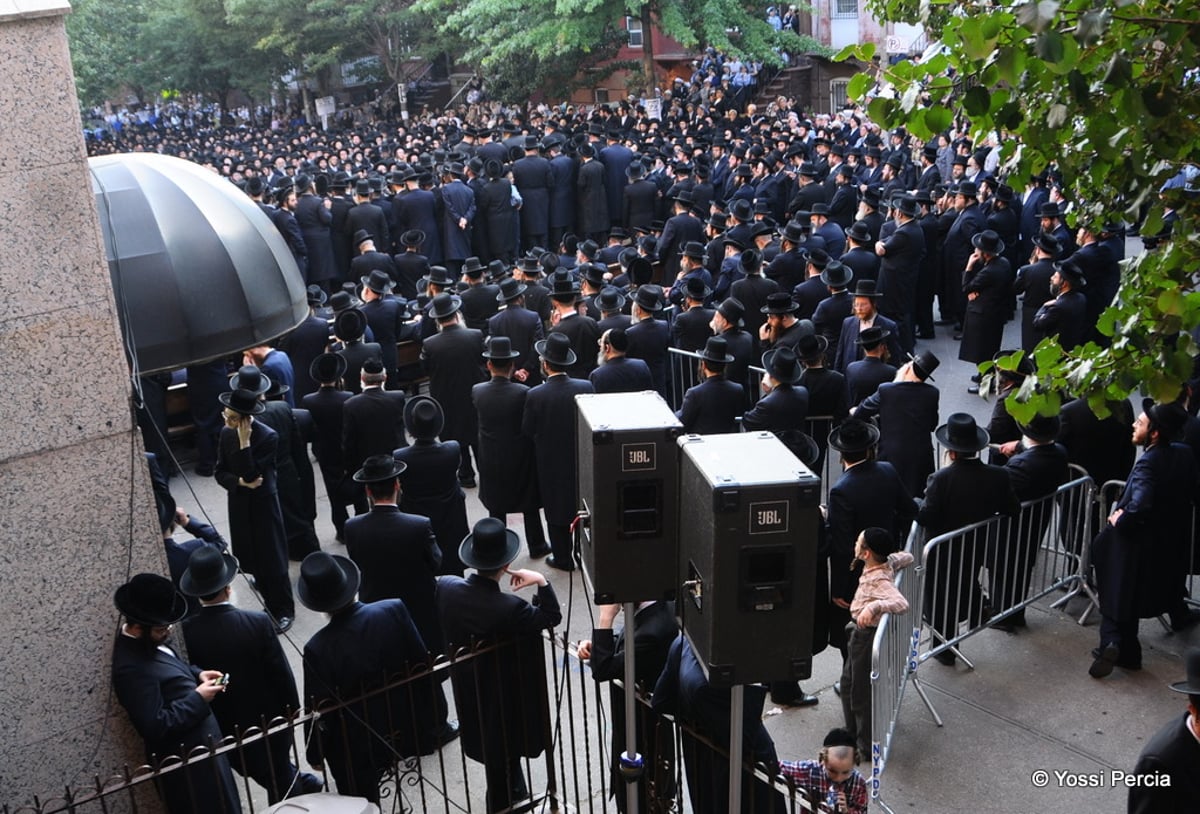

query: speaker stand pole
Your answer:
[728,683,745,812]
[621,601,641,814]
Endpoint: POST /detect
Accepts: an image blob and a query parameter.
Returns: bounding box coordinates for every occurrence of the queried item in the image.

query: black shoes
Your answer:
[770,683,820,707]
[932,649,957,666]
[527,544,552,559]
[546,555,575,572]
[1089,644,1120,678]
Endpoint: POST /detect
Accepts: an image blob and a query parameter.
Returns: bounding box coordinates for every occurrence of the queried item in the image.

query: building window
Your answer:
[626,16,644,48]
[835,0,858,17]
[830,78,850,110]
[594,88,610,105]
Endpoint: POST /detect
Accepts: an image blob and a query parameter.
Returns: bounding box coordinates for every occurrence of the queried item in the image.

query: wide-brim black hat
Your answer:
[828,418,881,453]
[459,517,522,571]
[362,269,395,294]
[761,292,798,315]
[594,286,627,312]
[401,229,426,247]
[762,347,803,385]
[774,430,821,469]
[633,286,664,312]
[353,453,408,483]
[482,335,522,360]
[795,333,829,363]
[114,573,188,626]
[405,395,445,440]
[819,260,852,289]
[422,266,459,287]
[535,333,578,367]
[1169,648,1200,694]
[1143,398,1188,441]
[180,547,240,597]
[427,293,463,320]
[218,388,265,415]
[306,285,327,306]
[910,350,940,381]
[334,308,368,341]
[699,337,735,364]
[1018,413,1061,444]
[972,229,1005,255]
[496,279,527,302]
[936,412,990,453]
[297,552,361,613]
[229,364,271,396]
[310,352,348,384]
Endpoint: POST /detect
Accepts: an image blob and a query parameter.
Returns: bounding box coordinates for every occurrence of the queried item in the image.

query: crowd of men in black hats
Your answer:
[110,76,1200,812]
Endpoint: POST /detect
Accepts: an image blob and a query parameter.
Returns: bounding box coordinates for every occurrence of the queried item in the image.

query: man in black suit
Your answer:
[488,277,545,385]
[111,573,241,814]
[710,297,755,394]
[792,248,833,321]
[825,420,918,667]
[797,333,848,471]
[874,195,926,354]
[523,333,595,570]
[759,291,813,354]
[350,231,397,286]
[546,269,602,380]
[360,269,416,387]
[345,179,390,260]
[743,345,810,432]
[511,136,554,249]
[437,519,563,812]
[279,286,333,402]
[215,388,295,632]
[658,190,705,283]
[341,358,407,512]
[1128,650,1200,813]
[420,292,486,486]
[1012,232,1060,353]
[671,276,716,351]
[625,285,671,399]
[730,249,779,354]
[1032,260,1088,351]
[459,257,501,332]
[854,350,940,499]
[1091,401,1198,678]
[591,327,654,394]
[839,221,880,287]
[393,229,430,300]
[844,326,897,405]
[299,553,443,803]
[343,455,445,653]
[941,181,985,331]
[301,353,354,541]
[577,600,679,813]
[918,413,1021,665]
[332,308,383,396]
[812,259,854,367]
[594,285,633,334]
[675,336,744,434]
[833,280,902,373]
[180,548,322,802]
[472,336,548,557]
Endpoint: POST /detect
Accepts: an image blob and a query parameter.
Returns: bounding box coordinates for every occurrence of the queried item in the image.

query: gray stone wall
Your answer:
[0,0,164,804]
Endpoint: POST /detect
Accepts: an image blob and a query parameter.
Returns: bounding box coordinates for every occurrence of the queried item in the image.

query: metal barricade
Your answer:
[919,475,1094,668]
[869,524,940,814]
[667,346,704,411]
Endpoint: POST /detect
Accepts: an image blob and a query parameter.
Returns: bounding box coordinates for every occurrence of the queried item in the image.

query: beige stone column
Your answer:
[0,0,164,803]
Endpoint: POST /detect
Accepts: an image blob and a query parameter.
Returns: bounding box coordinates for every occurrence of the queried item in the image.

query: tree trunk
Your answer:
[641,3,657,95]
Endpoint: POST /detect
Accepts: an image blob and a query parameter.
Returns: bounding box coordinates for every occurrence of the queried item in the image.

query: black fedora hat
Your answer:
[774,430,821,469]
[910,349,940,381]
[1055,260,1087,287]
[306,284,327,306]
[1033,232,1061,256]
[462,256,486,277]
[956,181,979,199]
[1037,202,1061,218]
[218,387,265,416]
[936,412,990,453]
[334,308,367,341]
[795,332,829,363]
[738,248,764,275]
[820,259,852,288]
[579,263,607,287]
[550,269,582,298]
[684,276,712,301]
[894,195,920,218]
[297,552,361,613]
[828,418,881,454]
[401,229,426,247]
[353,229,374,247]
[730,198,754,223]
[353,453,407,483]
[179,546,240,597]
[535,332,577,367]
[682,241,706,260]
[422,265,458,287]
[780,220,806,243]
[329,290,362,313]
[855,325,891,348]
[845,221,873,244]
[717,296,745,327]
[632,284,664,313]
[229,364,271,396]
[114,573,189,626]
[578,239,600,260]
[971,229,1005,255]
[992,349,1036,380]
[482,335,521,360]
[699,336,734,364]
[1018,413,1061,444]
[850,279,881,299]
[761,291,797,315]
[762,346,803,385]
[426,292,463,320]
[362,268,395,294]
[496,277,527,303]
[1169,648,1200,694]
[310,352,347,385]
[594,286,627,312]
[405,395,445,441]
[459,517,521,571]
[1143,398,1188,441]
[628,256,654,286]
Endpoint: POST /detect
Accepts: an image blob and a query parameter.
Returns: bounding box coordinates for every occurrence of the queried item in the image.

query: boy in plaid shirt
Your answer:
[779,727,868,813]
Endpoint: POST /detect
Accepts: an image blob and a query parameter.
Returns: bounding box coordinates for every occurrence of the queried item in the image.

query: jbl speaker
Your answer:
[576,391,683,604]
[676,431,822,687]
